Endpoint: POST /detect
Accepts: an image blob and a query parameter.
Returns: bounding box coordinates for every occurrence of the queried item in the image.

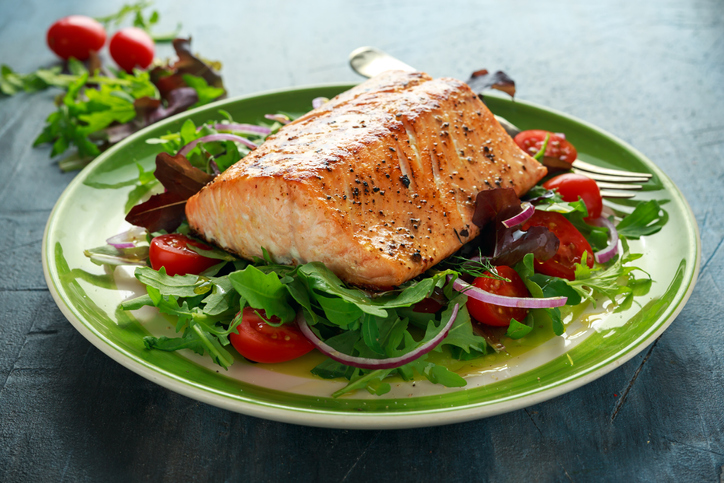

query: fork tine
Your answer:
[595,181,643,190]
[492,113,652,192]
[600,190,636,199]
[571,169,650,183]
[572,160,652,179]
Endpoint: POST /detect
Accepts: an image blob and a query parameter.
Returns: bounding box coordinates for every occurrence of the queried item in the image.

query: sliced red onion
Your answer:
[197,123,272,135]
[106,226,147,249]
[451,276,567,308]
[296,304,460,370]
[179,134,257,157]
[264,114,291,124]
[312,97,329,109]
[590,216,619,264]
[502,202,534,228]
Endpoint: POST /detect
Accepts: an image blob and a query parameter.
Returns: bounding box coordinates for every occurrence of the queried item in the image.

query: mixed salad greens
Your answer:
[85,105,668,398]
[1,2,224,171]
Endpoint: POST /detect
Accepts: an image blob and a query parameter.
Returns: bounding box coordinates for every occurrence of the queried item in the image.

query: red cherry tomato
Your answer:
[543,173,603,220]
[466,266,530,327]
[109,27,154,72]
[230,307,315,363]
[514,130,578,168]
[149,234,218,276]
[46,16,106,61]
[521,210,594,280]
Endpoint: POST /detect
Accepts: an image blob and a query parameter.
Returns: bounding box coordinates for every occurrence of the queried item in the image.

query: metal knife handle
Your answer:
[349,46,416,78]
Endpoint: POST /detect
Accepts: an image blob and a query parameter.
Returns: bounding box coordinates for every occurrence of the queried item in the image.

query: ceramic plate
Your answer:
[42,84,700,429]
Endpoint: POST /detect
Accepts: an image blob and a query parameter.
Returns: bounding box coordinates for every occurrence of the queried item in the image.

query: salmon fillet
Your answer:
[185,70,547,288]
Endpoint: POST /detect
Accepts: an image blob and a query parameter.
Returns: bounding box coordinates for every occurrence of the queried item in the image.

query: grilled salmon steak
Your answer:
[185,70,547,288]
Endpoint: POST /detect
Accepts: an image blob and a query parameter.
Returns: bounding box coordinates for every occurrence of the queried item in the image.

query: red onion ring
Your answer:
[590,216,619,263]
[296,304,460,370]
[264,114,291,124]
[197,123,271,135]
[502,202,534,228]
[106,226,146,249]
[451,276,567,308]
[179,134,257,157]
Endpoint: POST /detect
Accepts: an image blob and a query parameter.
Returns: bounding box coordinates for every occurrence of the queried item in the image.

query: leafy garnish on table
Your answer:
[3,38,224,172]
[94,1,182,43]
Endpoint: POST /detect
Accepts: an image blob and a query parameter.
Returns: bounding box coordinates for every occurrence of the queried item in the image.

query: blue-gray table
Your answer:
[1,0,722,481]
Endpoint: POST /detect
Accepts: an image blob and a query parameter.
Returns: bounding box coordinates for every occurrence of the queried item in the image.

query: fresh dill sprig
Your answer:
[448,250,510,282]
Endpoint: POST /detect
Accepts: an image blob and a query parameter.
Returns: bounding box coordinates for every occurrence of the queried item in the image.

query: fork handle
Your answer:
[349,47,415,78]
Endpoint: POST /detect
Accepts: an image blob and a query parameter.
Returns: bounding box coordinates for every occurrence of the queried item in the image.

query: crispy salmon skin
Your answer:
[185,70,547,288]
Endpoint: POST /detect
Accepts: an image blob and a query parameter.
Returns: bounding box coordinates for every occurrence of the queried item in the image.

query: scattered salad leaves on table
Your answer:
[31,38,226,171]
[1,2,223,172]
[94,1,182,43]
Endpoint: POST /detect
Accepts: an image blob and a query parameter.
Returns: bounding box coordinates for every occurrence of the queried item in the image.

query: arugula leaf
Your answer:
[506,318,533,339]
[310,331,360,379]
[186,243,238,262]
[144,333,206,353]
[434,298,488,354]
[548,307,565,336]
[418,362,466,387]
[297,263,388,318]
[528,273,582,306]
[333,368,394,397]
[121,294,153,310]
[361,314,385,355]
[228,265,295,322]
[616,200,669,239]
[145,321,234,368]
[135,266,212,297]
[201,276,241,316]
[317,295,364,327]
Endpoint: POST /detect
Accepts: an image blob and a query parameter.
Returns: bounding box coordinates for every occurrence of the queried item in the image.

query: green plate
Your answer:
[42,84,700,429]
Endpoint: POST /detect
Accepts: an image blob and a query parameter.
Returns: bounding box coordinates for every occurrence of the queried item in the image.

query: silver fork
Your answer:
[349,47,652,199]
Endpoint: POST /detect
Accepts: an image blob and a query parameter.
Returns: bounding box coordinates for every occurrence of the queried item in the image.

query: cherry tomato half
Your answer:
[109,27,154,72]
[230,307,315,363]
[466,266,530,327]
[514,130,578,168]
[46,16,106,61]
[149,234,218,276]
[521,210,594,280]
[543,173,603,220]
